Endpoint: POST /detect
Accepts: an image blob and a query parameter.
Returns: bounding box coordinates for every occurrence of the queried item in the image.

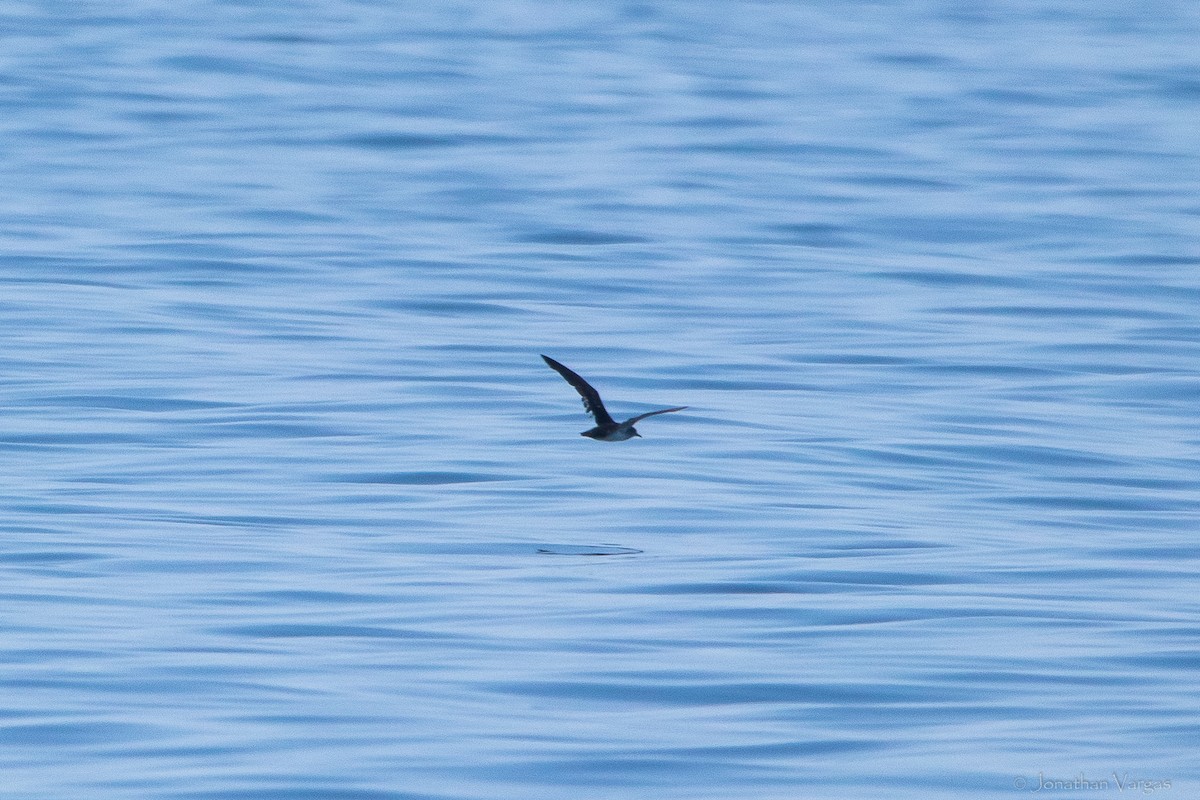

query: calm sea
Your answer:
[2,1,1198,798]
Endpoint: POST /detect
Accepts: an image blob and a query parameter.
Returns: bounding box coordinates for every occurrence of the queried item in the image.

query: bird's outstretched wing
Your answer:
[625,406,687,426]
[541,355,615,425]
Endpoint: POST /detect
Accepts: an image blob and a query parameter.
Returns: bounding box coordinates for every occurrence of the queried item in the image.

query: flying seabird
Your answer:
[541,355,686,441]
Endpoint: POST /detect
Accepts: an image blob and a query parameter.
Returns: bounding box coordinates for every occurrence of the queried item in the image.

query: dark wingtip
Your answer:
[541,354,571,373]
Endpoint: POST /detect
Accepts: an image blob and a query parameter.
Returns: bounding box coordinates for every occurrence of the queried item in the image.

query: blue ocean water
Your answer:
[2,1,1198,798]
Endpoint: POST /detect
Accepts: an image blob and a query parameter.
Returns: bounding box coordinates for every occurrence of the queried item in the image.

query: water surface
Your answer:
[2,1,1198,798]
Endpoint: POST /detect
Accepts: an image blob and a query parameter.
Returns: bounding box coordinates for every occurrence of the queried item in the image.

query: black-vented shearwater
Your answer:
[541,355,686,441]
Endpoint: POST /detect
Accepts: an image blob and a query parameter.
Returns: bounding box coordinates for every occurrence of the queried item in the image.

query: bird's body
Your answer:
[583,423,640,442]
[541,355,686,441]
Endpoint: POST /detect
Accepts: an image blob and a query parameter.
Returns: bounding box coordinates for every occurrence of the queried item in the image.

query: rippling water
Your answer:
[2,1,1198,798]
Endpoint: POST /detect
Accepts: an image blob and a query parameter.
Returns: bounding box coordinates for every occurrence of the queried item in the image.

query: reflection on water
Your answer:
[2,1,1199,798]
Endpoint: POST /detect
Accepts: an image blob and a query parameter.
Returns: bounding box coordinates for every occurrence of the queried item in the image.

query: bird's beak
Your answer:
[633,431,642,437]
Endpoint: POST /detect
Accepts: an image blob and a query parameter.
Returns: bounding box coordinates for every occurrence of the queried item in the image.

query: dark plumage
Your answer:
[541,355,686,441]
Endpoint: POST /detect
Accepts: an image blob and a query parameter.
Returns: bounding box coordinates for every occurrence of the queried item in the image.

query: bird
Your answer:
[541,355,686,441]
